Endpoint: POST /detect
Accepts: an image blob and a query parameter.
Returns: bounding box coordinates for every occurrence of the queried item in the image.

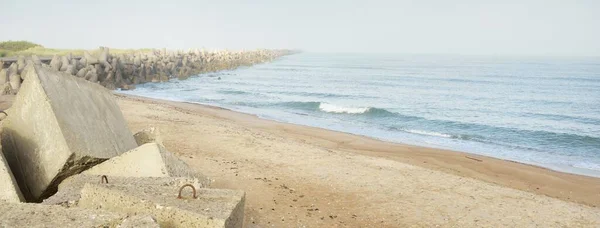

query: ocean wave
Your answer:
[277,101,322,111]
[523,112,600,125]
[276,101,398,117]
[404,129,452,138]
[573,162,600,171]
[218,89,251,95]
[388,126,475,140]
[269,101,600,153]
[270,91,359,99]
[319,103,371,114]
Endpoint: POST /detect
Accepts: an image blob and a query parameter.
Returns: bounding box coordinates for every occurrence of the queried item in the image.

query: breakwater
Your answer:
[0,48,294,94]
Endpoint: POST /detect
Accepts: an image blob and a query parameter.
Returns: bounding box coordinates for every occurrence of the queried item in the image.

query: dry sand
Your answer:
[116,94,599,227]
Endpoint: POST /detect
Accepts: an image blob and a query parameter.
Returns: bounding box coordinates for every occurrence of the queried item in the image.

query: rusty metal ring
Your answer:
[177,184,197,199]
[101,175,109,184]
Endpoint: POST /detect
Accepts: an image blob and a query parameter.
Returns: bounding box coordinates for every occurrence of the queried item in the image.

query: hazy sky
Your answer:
[1,0,599,56]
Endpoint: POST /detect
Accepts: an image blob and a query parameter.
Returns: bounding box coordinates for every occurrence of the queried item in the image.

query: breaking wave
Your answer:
[275,101,398,117]
[318,103,371,114]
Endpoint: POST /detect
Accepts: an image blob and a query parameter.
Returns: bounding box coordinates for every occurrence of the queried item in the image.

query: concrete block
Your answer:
[0,146,23,203]
[0,203,125,227]
[82,143,169,178]
[160,144,204,178]
[43,175,210,207]
[79,183,245,228]
[81,142,209,181]
[133,126,204,180]
[133,126,163,146]
[1,64,137,201]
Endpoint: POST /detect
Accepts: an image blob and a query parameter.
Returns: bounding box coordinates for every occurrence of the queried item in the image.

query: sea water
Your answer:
[120,53,600,177]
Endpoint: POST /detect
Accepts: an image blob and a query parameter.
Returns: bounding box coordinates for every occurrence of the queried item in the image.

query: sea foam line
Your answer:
[318,103,371,114]
[404,129,453,138]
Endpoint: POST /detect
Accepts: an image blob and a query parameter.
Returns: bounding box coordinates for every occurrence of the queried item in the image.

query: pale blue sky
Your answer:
[1,0,598,56]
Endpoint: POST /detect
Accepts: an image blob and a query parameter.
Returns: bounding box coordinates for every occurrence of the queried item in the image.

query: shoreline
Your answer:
[137,93,600,179]
[116,93,600,208]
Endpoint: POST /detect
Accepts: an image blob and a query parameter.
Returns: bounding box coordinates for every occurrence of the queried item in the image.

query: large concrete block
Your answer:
[133,126,163,146]
[82,143,169,177]
[133,126,205,180]
[43,175,210,207]
[0,146,23,203]
[81,141,208,182]
[1,64,137,201]
[79,183,245,228]
[0,203,125,227]
[159,143,206,179]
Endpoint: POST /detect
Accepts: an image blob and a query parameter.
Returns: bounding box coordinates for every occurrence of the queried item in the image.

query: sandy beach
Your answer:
[116,93,600,227]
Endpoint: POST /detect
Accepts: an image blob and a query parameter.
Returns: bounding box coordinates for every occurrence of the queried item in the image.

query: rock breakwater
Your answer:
[0,48,294,94]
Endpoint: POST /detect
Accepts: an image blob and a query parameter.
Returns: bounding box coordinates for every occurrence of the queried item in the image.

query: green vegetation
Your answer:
[15,46,154,56]
[0,40,43,57]
[0,40,153,58]
[0,40,42,51]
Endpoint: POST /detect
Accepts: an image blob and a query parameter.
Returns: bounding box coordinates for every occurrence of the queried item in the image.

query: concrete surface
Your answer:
[0,94,14,110]
[0,146,23,203]
[133,126,163,146]
[42,174,210,207]
[0,202,125,227]
[0,64,137,201]
[117,214,160,228]
[132,126,203,179]
[82,143,169,178]
[79,183,245,228]
[158,143,208,179]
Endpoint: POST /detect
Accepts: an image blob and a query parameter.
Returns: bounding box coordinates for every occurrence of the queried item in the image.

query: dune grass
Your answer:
[0,40,153,57]
[0,40,43,57]
[13,46,152,57]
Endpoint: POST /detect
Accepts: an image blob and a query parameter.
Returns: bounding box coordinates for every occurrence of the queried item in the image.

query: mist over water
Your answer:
[120,53,600,177]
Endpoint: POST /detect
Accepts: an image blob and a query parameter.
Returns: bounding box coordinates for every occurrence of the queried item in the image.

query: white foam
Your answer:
[573,161,600,172]
[319,103,370,114]
[405,129,452,138]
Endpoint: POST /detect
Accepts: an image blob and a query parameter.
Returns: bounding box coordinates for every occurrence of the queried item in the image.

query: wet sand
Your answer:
[117,93,600,227]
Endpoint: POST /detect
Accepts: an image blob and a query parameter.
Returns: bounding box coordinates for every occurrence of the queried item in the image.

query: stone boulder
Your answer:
[1,64,137,201]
